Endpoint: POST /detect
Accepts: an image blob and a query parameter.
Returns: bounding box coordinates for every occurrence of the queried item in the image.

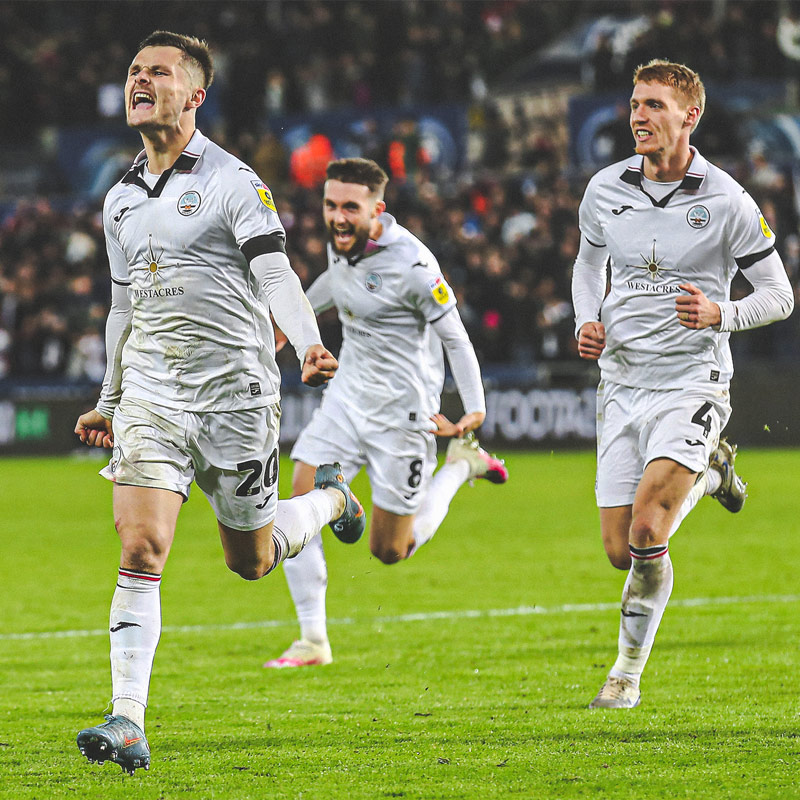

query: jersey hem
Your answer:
[119,388,281,413]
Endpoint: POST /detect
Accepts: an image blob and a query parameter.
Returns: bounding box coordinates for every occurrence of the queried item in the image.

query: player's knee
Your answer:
[116,522,169,572]
[370,543,405,565]
[224,554,273,581]
[629,517,660,549]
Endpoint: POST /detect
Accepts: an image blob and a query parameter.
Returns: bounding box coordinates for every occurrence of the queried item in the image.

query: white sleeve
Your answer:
[96,281,132,419]
[571,235,609,337]
[431,309,486,415]
[304,271,335,314]
[250,251,322,364]
[717,250,795,332]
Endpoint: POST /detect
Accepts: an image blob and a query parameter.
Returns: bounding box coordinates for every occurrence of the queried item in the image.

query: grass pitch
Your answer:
[1,449,799,799]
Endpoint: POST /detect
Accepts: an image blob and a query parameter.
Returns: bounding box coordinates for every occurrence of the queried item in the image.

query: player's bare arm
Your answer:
[675,283,721,329]
[301,344,338,386]
[577,321,606,359]
[74,409,114,448]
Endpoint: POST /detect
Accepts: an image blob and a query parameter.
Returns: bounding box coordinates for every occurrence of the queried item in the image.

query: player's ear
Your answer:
[186,87,206,111]
[374,199,386,217]
[684,105,700,129]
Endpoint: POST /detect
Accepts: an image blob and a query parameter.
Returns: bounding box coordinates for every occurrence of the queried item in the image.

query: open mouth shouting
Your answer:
[331,224,356,252]
[131,91,155,111]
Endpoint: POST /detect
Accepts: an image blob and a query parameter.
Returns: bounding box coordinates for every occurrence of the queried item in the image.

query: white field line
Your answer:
[2,593,799,643]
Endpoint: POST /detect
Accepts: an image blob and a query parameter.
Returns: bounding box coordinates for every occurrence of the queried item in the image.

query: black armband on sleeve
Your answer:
[735,246,775,270]
[241,233,287,263]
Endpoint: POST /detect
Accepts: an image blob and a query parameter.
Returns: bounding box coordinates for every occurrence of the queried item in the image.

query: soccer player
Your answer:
[72,31,365,773]
[572,60,794,708]
[264,158,508,668]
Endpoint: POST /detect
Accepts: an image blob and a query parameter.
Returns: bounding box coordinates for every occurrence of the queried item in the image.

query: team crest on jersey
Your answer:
[177,190,201,216]
[428,276,451,305]
[758,212,774,239]
[251,180,277,212]
[686,205,710,229]
[365,273,382,292]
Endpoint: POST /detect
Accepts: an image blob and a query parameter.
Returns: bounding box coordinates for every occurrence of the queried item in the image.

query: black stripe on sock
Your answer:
[630,543,668,560]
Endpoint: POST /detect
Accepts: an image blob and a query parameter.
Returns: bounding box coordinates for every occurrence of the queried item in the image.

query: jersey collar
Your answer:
[121,129,209,197]
[619,146,707,207]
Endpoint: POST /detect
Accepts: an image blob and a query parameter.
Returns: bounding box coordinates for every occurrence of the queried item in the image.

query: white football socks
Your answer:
[705,466,722,496]
[110,569,162,731]
[610,545,674,685]
[668,471,707,538]
[271,489,339,564]
[408,459,470,556]
[283,534,329,645]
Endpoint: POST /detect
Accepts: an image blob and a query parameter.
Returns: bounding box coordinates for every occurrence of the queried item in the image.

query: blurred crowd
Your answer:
[1,0,799,383]
[1,135,798,382]
[0,0,561,138]
[6,1,800,139]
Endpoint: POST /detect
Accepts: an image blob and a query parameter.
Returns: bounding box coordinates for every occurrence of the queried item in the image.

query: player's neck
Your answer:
[140,122,196,174]
[642,145,694,183]
[369,218,383,240]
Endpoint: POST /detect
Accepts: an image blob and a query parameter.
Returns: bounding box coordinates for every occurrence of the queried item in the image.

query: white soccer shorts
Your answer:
[101,396,281,530]
[595,380,732,507]
[290,393,436,516]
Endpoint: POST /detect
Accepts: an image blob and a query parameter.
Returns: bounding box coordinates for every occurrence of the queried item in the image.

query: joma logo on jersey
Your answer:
[686,205,710,228]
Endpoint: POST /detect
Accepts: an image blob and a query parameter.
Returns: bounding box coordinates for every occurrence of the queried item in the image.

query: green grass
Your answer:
[2,449,799,799]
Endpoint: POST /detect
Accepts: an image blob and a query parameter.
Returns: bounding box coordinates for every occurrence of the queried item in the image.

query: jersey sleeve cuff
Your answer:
[574,314,599,339]
[95,403,116,420]
[716,301,734,332]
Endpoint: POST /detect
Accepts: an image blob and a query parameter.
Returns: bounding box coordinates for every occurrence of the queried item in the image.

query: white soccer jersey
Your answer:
[579,147,776,390]
[316,213,458,430]
[102,129,286,411]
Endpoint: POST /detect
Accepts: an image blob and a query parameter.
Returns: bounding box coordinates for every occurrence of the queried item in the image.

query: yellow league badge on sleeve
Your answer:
[428,276,451,305]
[758,213,774,239]
[251,180,277,212]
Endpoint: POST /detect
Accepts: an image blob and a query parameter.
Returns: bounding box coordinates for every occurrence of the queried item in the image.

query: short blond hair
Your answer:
[633,59,705,130]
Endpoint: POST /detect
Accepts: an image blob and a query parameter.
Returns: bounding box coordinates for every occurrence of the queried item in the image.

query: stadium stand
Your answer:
[0,0,798,385]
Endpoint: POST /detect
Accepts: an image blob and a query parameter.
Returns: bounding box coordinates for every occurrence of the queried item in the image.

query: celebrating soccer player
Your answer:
[264,158,508,669]
[572,60,794,708]
[73,31,366,773]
